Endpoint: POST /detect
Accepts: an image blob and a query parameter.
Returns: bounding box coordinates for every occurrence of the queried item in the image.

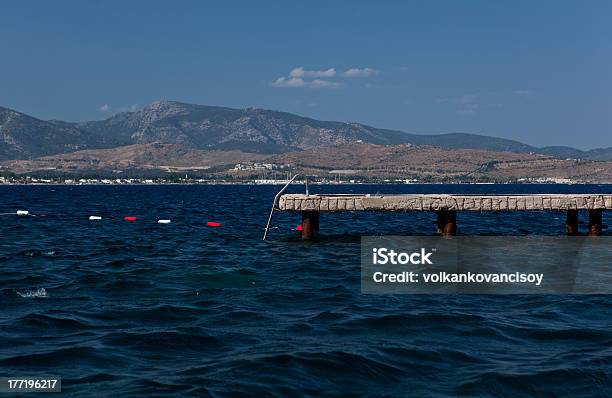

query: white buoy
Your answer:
[157,219,171,224]
[89,216,102,220]
[16,210,29,216]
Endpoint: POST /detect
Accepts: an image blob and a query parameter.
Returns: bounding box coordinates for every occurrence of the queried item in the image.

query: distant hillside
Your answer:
[267,143,612,183]
[2,143,264,174]
[537,146,612,161]
[0,107,90,160]
[1,101,610,160]
[4,142,611,183]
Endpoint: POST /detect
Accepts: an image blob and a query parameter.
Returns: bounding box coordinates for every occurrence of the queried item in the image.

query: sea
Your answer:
[1,184,610,397]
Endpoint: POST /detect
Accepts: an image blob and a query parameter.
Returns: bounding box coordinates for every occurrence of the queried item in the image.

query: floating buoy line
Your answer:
[0,209,234,229]
[0,210,45,217]
[0,209,308,235]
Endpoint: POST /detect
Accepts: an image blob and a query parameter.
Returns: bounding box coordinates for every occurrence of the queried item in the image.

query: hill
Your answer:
[3,142,611,183]
[1,101,610,161]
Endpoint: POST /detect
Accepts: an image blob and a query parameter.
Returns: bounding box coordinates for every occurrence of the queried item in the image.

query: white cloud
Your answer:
[512,89,531,95]
[271,66,376,89]
[270,76,342,89]
[271,77,306,88]
[290,67,336,78]
[100,103,139,113]
[119,104,139,112]
[342,67,377,77]
[310,79,343,89]
[455,94,478,104]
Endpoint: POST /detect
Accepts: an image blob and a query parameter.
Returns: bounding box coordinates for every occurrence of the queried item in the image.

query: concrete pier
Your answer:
[277,194,611,239]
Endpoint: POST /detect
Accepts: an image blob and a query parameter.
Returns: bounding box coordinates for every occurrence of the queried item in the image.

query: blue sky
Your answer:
[0,1,610,149]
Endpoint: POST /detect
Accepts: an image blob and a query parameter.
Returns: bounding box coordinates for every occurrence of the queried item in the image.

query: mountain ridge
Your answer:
[1,101,610,161]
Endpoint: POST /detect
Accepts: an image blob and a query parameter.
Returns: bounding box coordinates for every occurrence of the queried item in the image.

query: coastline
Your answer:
[1,181,610,186]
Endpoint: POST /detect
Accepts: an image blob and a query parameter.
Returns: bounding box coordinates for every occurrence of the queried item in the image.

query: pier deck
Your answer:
[277,194,611,238]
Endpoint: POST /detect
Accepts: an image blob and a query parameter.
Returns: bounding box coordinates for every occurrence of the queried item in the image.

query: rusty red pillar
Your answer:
[566,209,579,236]
[301,211,319,240]
[436,210,457,236]
[588,209,602,236]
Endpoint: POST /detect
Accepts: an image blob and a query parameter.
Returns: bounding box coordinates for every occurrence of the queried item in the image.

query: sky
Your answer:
[0,1,610,150]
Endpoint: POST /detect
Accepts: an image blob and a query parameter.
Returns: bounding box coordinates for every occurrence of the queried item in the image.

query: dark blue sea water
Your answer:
[1,184,611,397]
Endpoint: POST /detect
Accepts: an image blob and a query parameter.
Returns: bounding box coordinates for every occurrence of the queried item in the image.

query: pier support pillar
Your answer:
[566,209,579,236]
[436,210,457,236]
[588,209,602,236]
[301,211,319,240]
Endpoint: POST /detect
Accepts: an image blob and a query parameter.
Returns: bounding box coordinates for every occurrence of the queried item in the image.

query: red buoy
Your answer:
[124,216,137,221]
[206,221,221,227]
[296,225,303,231]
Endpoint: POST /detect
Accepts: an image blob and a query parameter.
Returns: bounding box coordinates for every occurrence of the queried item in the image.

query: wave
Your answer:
[17,250,56,257]
[1,184,611,396]
[0,346,127,368]
[457,368,612,396]
[16,313,92,330]
[103,330,224,353]
[16,287,48,298]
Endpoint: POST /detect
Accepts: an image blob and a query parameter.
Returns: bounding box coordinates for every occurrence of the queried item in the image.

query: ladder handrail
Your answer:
[262,174,300,240]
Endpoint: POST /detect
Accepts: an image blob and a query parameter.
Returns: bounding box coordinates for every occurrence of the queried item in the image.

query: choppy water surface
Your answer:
[1,184,611,397]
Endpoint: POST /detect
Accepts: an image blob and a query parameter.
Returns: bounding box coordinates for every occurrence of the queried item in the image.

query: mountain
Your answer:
[76,101,412,153]
[1,101,610,161]
[0,107,90,160]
